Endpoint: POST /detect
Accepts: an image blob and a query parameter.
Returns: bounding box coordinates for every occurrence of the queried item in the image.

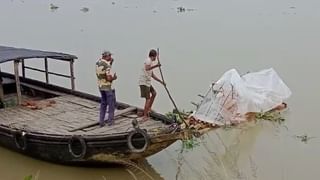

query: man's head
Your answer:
[102,50,113,61]
[148,49,157,61]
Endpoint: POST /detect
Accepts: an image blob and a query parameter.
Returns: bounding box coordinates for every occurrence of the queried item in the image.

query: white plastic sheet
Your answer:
[192,68,291,125]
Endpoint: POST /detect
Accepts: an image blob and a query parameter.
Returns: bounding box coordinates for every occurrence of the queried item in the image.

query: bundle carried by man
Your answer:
[191,68,292,126]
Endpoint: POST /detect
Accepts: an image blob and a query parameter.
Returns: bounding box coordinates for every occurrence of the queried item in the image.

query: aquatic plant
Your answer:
[80,7,89,13]
[24,171,39,180]
[165,109,191,124]
[24,175,32,180]
[182,137,200,150]
[177,6,185,13]
[295,134,316,143]
[49,4,59,10]
[255,111,285,122]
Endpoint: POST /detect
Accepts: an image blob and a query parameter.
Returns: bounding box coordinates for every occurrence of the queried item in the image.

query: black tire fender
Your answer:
[13,130,27,151]
[127,129,150,153]
[68,135,87,159]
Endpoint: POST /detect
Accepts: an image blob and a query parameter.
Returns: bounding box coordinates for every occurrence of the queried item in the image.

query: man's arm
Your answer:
[106,73,117,82]
[105,66,117,82]
[152,72,165,85]
[145,63,161,71]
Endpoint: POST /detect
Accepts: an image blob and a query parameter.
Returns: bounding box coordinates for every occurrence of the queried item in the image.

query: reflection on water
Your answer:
[166,122,264,180]
[0,145,163,180]
[1,0,320,179]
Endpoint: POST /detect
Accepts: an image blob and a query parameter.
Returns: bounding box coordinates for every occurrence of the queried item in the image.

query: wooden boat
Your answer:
[0,46,189,165]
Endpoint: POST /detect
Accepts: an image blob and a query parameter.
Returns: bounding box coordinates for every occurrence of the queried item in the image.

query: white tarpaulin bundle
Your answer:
[192,68,292,125]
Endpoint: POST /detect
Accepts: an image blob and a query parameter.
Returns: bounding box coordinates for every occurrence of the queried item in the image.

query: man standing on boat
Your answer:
[139,49,165,121]
[96,51,117,127]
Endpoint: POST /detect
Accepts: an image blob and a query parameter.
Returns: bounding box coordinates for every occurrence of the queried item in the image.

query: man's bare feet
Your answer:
[139,116,149,122]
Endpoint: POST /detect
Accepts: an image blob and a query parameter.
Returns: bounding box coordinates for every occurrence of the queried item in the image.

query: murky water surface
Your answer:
[1,0,320,179]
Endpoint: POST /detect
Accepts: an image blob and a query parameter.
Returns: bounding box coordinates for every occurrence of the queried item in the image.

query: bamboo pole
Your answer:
[156,48,189,128]
[14,60,22,105]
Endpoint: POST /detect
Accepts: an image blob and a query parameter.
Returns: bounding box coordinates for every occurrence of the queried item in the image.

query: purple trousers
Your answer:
[99,89,116,125]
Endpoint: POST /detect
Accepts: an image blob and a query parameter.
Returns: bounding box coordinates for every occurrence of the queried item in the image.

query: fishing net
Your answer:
[192,68,292,125]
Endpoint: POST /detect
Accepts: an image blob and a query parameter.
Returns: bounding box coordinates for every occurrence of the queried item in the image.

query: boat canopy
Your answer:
[0,46,77,63]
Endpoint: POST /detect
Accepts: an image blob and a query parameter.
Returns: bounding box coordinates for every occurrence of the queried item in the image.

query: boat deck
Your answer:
[0,94,167,135]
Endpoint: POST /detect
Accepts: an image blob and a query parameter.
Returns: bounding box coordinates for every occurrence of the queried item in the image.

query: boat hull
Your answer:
[0,125,184,165]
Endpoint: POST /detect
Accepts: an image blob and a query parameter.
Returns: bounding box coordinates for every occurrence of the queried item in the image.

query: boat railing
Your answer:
[0,46,78,105]
[20,58,75,91]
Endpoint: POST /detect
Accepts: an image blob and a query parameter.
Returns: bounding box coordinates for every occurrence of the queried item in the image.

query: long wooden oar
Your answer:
[156,48,189,128]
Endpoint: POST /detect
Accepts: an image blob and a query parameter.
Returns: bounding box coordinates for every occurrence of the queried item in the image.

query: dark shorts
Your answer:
[140,85,155,99]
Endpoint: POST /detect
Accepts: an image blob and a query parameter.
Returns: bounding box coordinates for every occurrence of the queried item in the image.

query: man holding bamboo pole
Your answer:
[138,49,165,121]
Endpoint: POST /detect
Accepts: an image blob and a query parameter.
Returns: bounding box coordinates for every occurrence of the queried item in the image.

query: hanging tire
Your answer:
[127,129,150,153]
[13,130,27,151]
[68,135,87,159]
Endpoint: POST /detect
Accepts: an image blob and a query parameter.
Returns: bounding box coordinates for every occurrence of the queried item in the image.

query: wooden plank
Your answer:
[48,98,83,112]
[0,111,11,121]
[87,116,139,134]
[36,106,64,116]
[10,108,40,121]
[11,108,55,130]
[109,121,134,133]
[65,99,97,109]
[0,93,169,136]
[139,120,164,129]
[85,118,132,135]
[83,116,132,133]
[76,109,135,132]
[62,95,98,109]
[54,111,93,126]
[68,107,137,132]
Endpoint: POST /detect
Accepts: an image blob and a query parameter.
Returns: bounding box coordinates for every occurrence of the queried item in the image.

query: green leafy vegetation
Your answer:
[182,137,200,150]
[165,109,191,124]
[255,111,285,122]
[24,175,33,180]
[24,171,39,180]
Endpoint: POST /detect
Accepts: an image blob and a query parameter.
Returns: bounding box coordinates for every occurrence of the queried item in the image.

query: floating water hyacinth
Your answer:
[182,137,200,150]
[80,7,89,13]
[177,6,185,13]
[255,111,285,122]
[295,134,316,143]
[50,3,59,11]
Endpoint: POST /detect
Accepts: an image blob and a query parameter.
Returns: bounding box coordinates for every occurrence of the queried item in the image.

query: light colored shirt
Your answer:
[139,58,154,87]
[96,58,113,91]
